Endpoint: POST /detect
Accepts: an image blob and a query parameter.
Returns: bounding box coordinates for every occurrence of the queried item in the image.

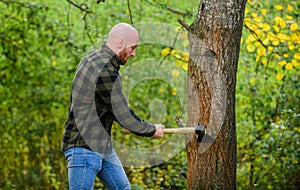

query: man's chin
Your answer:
[120,60,127,65]
[120,58,129,65]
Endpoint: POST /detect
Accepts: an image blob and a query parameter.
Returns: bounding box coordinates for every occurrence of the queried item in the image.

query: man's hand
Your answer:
[151,124,165,139]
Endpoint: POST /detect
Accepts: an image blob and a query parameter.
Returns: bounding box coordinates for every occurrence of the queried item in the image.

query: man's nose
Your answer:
[131,49,136,57]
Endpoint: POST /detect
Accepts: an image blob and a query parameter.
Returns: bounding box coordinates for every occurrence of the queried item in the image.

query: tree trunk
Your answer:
[186,0,246,189]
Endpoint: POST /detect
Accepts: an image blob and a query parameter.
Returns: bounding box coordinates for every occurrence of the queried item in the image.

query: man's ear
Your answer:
[117,39,125,49]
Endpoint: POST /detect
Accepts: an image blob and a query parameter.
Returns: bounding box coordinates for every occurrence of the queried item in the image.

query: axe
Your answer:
[121,125,215,143]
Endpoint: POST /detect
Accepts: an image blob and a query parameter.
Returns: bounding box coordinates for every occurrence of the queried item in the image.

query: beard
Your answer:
[118,49,129,65]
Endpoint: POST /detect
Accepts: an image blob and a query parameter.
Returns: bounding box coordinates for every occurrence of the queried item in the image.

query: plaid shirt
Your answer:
[62,44,156,153]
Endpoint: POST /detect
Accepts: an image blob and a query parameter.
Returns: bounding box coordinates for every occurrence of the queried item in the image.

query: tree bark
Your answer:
[186,0,246,189]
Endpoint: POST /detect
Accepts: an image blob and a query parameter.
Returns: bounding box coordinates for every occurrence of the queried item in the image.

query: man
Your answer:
[61,22,165,189]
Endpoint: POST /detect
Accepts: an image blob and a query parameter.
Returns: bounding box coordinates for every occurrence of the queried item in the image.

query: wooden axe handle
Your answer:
[121,127,195,135]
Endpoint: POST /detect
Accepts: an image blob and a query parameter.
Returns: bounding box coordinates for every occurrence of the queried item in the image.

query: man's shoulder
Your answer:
[85,50,111,65]
[76,50,114,72]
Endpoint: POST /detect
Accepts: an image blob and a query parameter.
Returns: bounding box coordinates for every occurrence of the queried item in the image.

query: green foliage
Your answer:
[0,0,299,189]
[0,0,76,189]
[237,0,300,189]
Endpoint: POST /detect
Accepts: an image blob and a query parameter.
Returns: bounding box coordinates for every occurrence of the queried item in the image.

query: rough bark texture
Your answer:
[186,0,246,189]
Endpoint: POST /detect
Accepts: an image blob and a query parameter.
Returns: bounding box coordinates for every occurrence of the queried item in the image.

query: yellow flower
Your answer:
[159,88,166,93]
[250,77,255,84]
[176,60,182,67]
[262,38,269,46]
[286,15,293,20]
[291,33,299,42]
[182,63,188,71]
[261,9,267,16]
[182,52,189,62]
[274,16,286,28]
[161,48,171,56]
[171,49,180,54]
[276,73,284,81]
[171,88,177,95]
[275,5,283,11]
[278,33,289,42]
[255,56,260,63]
[290,22,298,31]
[274,17,282,25]
[272,39,280,46]
[287,4,293,12]
[292,59,299,67]
[246,43,256,52]
[267,46,274,53]
[175,26,182,32]
[294,53,300,60]
[257,29,265,38]
[285,63,293,70]
[172,69,180,77]
[261,57,268,66]
[254,16,263,22]
[246,34,256,44]
[244,17,251,25]
[267,32,276,41]
[273,54,280,59]
[248,23,258,30]
[262,23,270,31]
[171,50,181,59]
[183,39,189,47]
[251,12,258,18]
[279,20,286,28]
[180,31,188,39]
[288,43,295,51]
[255,41,261,47]
[273,25,280,32]
[52,61,57,66]
[257,46,266,57]
[278,60,286,67]
[245,7,250,14]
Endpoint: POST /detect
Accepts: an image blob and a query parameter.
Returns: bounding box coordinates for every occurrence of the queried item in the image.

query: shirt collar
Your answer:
[101,44,124,71]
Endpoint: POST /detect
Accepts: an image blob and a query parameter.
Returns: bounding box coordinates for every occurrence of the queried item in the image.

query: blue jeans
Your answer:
[64,147,131,190]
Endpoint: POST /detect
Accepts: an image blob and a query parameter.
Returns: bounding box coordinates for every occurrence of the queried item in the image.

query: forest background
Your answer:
[0,0,299,189]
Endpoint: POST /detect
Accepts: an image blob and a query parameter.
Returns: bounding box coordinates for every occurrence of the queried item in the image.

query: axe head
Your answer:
[195,125,205,142]
[195,125,215,143]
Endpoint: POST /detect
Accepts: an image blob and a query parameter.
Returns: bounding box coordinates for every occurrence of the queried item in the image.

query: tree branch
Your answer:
[127,0,133,24]
[175,116,185,128]
[177,19,190,31]
[0,0,35,10]
[244,23,267,49]
[144,0,192,17]
[167,7,188,17]
[82,13,94,44]
[66,0,92,14]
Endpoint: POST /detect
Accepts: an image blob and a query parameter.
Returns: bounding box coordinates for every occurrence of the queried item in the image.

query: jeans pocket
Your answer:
[64,148,86,168]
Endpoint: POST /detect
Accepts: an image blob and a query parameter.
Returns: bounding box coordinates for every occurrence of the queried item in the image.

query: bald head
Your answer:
[106,23,139,58]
